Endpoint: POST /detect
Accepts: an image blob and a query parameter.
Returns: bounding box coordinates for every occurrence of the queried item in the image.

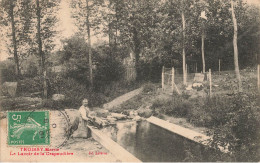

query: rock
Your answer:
[129,110,138,116]
[2,82,18,97]
[111,113,127,120]
[91,117,109,128]
[186,84,193,90]
[192,83,203,88]
[132,115,142,121]
[106,116,117,124]
[94,142,99,145]
[95,109,109,118]
[137,108,153,118]
[30,92,41,97]
[52,94,65,101]
[97,146,102,149]
[128,110,138,119]
[193,73,205,82]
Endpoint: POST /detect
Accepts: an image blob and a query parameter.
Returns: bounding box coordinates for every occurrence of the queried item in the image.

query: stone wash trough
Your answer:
[64,88,226,162]
[65,107,227,162]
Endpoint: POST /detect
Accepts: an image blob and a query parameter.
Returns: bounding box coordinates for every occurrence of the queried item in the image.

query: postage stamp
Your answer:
[7,111,50,146]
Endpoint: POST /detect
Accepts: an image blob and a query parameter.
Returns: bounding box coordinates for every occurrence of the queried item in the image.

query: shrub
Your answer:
[42,99,66,110]
[17,76,42,96]
[115,94,144,111]
[204,93,260,161]
[151,95,191,117]
[48,76,89,108]
[23,63,38,78]
[186,96,233,128]
[143,82,156,94]
[47,75,139,108]
[94,55,125,89]
[0,60,17,83]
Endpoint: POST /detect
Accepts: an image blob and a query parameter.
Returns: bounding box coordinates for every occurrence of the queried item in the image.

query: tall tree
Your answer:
[0,0,34,78]
[200,11,207,73]
[35,0,47,98]
[231,0,242,92]
[71,0,103,86]
[9,0,19,77]
[0,0,20,77]
[86,0,93,86]
[34,0,59,98]
[181,1,187,85]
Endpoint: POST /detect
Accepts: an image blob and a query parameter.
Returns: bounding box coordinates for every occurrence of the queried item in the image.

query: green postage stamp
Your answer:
[7,111,50,146]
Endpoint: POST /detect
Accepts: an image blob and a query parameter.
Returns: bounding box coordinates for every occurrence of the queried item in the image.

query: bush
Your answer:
[17,76,42,96]
[42,99,66,110]
[48,76,89,108]
[47,74,139,108]
[186,96,233,128]
[94,55,125,89]
[151,92,260,161]
[143,82,156,93]
[113,94,144,111]
[151,95,191,117]
[206,92,260,161]
[0,60,17,84]
[23,63,38,78]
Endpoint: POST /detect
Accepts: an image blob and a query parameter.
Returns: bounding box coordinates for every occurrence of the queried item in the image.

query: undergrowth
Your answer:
[151,91,260,161]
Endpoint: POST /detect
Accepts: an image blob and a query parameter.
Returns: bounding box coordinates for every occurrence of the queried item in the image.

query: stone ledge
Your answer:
[88,126,142,162]
[147,116,228,153]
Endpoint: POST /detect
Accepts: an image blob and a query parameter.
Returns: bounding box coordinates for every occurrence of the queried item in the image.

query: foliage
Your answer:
[0,0,35,76]
[142,82,157,93]
[70,0,104,35]
[47,75,88,107]
[206,92,260,161]
[93,45,125,90]
[0,60,17,83]
[151,95,192,117]
[44,72,140,108]
[58,35,125,88]
[151,91,260,161]
[16,76,42,96]
[58,34,91,85]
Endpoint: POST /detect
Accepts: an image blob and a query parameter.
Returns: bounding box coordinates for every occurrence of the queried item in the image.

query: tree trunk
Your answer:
[108,17,112,47]
[181,10,187,85]
[36,0,47,98]
[86,0,93,86]
[201,26,206,73]
[115,0,118,51]
[10,0,20,78]
[132,0,139,81]
[231,0,242,92]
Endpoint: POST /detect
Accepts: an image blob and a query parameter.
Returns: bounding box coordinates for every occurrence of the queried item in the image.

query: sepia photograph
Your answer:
[0,0,259,162]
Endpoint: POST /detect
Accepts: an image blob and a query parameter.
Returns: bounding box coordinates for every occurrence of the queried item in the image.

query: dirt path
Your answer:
[103,87,143,110]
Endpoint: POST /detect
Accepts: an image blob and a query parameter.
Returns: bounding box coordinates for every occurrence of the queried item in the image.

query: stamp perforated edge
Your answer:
[6,110,51,147]
[4,109,73,148]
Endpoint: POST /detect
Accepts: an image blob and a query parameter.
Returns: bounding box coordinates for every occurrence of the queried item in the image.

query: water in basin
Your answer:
[101,120,219,162]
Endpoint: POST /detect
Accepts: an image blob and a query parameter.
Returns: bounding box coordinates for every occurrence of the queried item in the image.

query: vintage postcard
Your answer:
[0,0,259,162]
